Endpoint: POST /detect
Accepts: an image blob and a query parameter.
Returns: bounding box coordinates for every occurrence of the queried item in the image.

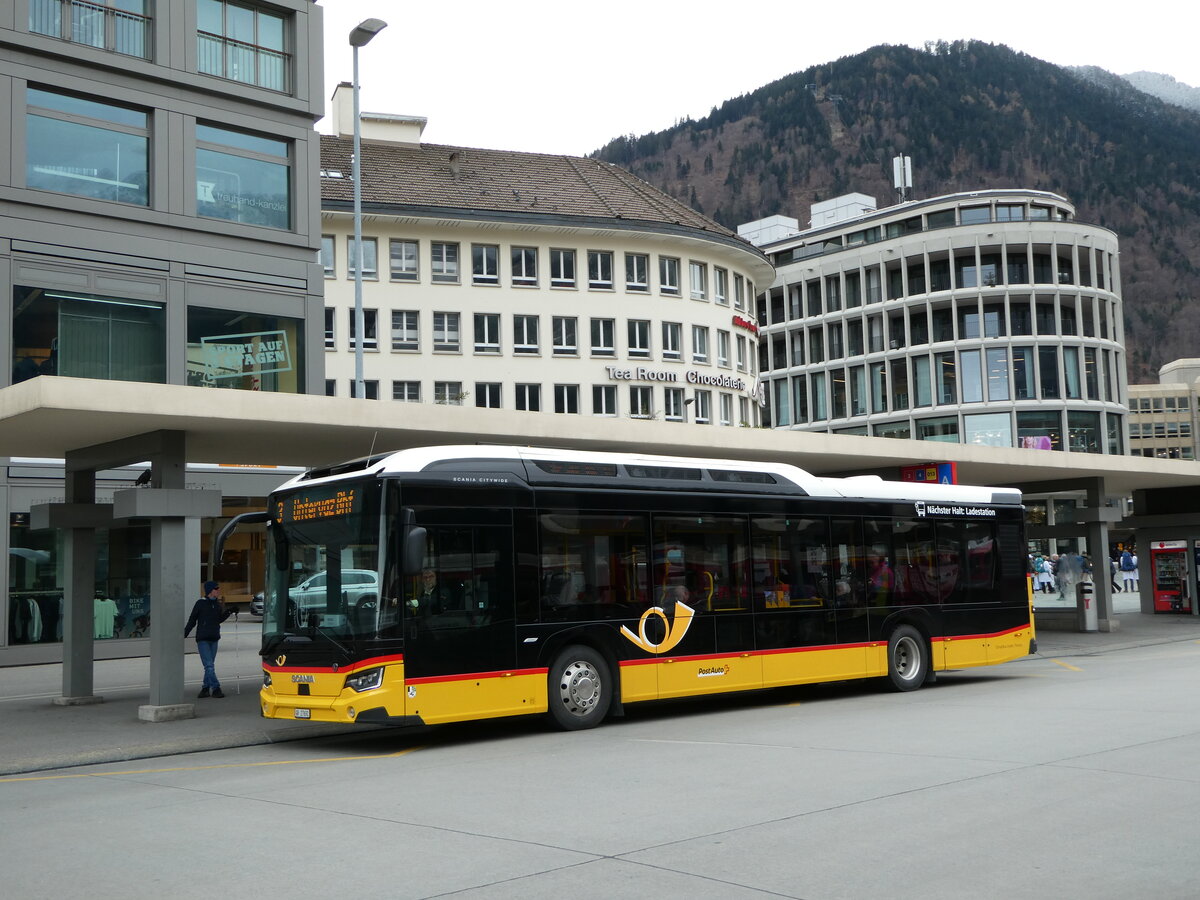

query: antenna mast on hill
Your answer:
[893,154,913,203]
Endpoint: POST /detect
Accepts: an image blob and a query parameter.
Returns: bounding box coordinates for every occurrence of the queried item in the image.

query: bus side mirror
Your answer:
[404,527,427,574]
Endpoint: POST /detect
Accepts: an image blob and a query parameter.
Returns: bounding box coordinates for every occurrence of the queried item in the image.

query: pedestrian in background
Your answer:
[184,580,232,699]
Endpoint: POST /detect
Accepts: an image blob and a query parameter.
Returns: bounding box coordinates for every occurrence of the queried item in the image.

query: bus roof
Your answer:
[280,445,1022,507]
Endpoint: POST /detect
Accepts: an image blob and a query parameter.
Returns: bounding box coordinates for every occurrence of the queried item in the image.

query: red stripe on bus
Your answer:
[263,653,405,674]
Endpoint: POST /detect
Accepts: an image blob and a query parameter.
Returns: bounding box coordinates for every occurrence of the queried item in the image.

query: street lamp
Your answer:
[350,17,387,399]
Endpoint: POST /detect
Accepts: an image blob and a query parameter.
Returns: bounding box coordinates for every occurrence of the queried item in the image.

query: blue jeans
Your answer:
[197,640,220,690]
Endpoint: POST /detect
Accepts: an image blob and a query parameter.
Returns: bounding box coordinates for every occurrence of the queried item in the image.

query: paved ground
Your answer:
[4,601,1200,777]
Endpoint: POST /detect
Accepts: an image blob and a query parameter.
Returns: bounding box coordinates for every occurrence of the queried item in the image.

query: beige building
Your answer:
[318,87,774,428]
[1128,359,1200,460]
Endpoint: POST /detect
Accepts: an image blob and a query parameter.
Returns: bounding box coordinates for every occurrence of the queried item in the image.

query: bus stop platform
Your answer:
[4,611,1200,778]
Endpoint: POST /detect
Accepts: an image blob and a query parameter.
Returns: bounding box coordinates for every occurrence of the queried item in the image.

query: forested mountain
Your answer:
[593,41,1200,382]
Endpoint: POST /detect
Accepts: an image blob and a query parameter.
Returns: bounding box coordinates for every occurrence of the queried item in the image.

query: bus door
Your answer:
[401,523,526,723]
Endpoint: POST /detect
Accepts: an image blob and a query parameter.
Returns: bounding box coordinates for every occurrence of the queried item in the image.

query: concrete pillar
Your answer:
[59,527,100,704]
[145,516,188,714]
[1084,479,1118,633]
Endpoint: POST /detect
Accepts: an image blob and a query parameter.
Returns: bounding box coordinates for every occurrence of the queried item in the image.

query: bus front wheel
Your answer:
[548,645,611,730]
[887,625,928,692]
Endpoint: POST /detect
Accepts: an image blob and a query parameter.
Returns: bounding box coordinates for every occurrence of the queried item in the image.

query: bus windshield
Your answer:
[263,480,384,647]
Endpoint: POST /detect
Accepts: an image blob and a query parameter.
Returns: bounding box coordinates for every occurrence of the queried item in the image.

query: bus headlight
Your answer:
[263,671,272,687]
[345,667,384,692]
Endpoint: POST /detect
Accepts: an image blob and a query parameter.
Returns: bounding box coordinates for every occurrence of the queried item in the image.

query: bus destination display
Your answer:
[278,487,357,524]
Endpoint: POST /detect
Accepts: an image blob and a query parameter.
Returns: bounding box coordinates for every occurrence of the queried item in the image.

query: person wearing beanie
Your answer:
[184,580,233,698]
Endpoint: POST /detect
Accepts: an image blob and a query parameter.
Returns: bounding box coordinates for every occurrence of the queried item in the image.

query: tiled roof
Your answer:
[319,135,733,237]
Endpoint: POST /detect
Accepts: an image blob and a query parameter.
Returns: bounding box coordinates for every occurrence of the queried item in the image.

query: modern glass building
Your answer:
[744,190,1127,455]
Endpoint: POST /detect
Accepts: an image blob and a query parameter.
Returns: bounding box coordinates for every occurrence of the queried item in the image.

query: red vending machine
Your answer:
[1150,541,1190,612]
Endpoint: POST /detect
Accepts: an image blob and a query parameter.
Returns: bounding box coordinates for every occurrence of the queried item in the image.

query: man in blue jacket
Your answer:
[185,581,233,698]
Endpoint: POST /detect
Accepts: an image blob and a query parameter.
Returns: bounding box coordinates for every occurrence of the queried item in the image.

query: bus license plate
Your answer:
[294,708,311,719]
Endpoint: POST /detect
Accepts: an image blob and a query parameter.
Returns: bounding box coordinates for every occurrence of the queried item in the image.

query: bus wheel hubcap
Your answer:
[560,661,600,715]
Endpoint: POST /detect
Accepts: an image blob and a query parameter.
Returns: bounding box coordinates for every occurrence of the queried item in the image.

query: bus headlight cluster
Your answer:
[262,671,272,687]
[345,667,383,692]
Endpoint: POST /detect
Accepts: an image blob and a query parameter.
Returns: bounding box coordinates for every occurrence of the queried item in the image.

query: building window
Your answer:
[320,235,335,278]
[26,88,149,206]
[393,380,420,402]
[625,253,649,292]
[432,312,460,352]
[434,381,464,405]
[659,257,680,295]
[474,313,500,354]
[630,386,653,418]
[593,385,617,416]
[689,261,708,300]
[512,247,537,286]
[347,237,377,279]
[323,308,335,349]
[31,0,152,58]
[550,249,576,288]
[472,244,499,285]
[693,390,711,424]
[736,335,747,371]
[515,383,541,412]
[692,326,709,363]
[717,330,731,367]
[197,0,289,92]
[553,316,577,355]
[348,379,378,400]
[714,268,728,305]
[664,387,686,422]
[554,384,580,414]
[590,318,615,357]
[734,274,746,310]
[389,239,418,281]
[628,320,650,359]
[719,393,733,426]
[588,251,614,289]
[391,310,418,351]
[662,322,682,361]
[514,314,539,355]
[196,123,290,229]
[476,382,502,408]
[431,242,459,283]
[324,379,335,397]
[348,308,377,351]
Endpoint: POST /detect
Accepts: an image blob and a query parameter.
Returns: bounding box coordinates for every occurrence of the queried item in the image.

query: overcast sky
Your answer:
[318,0,1199,156]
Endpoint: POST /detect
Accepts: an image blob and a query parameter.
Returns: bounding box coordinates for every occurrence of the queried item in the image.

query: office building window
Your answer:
[347,237,377,279]
[31,0,151,58]
[717,330,731,367]
[196,123,290,228]
[186,307,300,393]
[512,247,537,286]
[630,386,653,418]
[659,257,680,295]
[347,308,377,351]
[431,242,459,283]
[320,235,335,278]
[664,387,685,422]
[324,307,334,349]
[553,316,577,355]
[550,249,576,288]
[26,88,149,206]
[736,334,747,371]
[432,312,460,352]
[626,253,649,292]
[554,384,579,414]
[590,318,615,357]
[391,310,418,351]
[719,392,733,426]
[689,261,707,300]
[662,322,682,361]
[593,385,617,416]
[474,313,500,354]
[714,268,728,305]
[588,251,614,289]
[515,383,541,411]
[389,239,418,281]
[472,244,499,285]
[692,326,709,364]
[434,381,463,405]
[197,0,289,92]
[693,390,711,424]
[734,274,746,309]
[393,380,420,402]
[348,379,378,400]
[514,314,539,355]
[476,382,501,408]
[628,320,650,358]
[324,379,335,397]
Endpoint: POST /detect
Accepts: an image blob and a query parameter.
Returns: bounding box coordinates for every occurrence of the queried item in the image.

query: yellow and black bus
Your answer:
[249,445,1035,730]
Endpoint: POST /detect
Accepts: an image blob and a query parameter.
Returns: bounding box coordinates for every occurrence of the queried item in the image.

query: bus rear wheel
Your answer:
[887,625,928,692]
[548,645,611,730]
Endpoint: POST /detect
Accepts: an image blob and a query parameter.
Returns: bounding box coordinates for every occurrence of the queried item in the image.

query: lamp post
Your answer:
[350,17,387,399]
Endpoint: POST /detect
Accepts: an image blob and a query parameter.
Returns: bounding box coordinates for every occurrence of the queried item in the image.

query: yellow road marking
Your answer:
[1050,659,1082,671]
[1,746,421,783]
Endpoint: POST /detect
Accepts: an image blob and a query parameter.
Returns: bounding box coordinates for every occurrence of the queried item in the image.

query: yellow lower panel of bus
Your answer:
[656,653,763,699]
[940,626,1034,670]
[762,644,879,688]
[404,671,546,725]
